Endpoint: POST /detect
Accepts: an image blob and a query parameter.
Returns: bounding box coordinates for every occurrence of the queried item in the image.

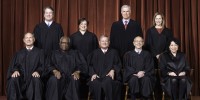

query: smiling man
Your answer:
[7,32,44,100]
[87,35,122,100]
[33,6,64,59]
[123,36,155,100]
[110,5,143,59]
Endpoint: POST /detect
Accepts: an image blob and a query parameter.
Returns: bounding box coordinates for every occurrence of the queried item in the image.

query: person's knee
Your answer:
[171,78,177,83]
[180,78,186,83]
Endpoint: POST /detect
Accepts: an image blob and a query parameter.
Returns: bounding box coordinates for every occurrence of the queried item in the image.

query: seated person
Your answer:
[87,35,122,100]
[7,32,44,100]
[45,36,87,100]
[123,36,155,100]
[159,38,192,100]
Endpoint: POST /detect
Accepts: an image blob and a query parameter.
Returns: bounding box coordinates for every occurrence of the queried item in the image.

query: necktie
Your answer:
[124,21,128,29]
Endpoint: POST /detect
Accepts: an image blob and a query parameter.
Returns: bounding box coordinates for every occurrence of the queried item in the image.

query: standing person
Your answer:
[87,35,122,100]
[45,36,87,100]
[70,18,98,59]
[70,18,98,98]
[110,5,143,58]
[159,38,192,100]
[145,12,173,100]
[7,33,44,100]
[33,6,64,59]
[145,12,173,68]
[123,36,155,100]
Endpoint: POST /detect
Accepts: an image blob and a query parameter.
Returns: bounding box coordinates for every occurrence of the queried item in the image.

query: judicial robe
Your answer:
[7,47,44,100]
[145,26,173,67]
[110,19,143,58]
[87,48,122,100]
[33,21,64,58]
[123,50,155,97]
[45,49,87,100]
[159,52,192,99]
[70,31,98,59]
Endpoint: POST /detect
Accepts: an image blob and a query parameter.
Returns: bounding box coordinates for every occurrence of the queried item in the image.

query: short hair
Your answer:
[59,36,70,44]
[133,36,144,42]
[43,6,54,14]
[152,12,165,27]
[168,38,180,46]
[78,18,89,25]
[98,34,110,41]
[121,5,131,12]
[24,32,34,38]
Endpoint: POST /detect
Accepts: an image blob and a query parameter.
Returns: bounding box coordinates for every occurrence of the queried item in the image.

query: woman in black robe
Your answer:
[159,38,192,100]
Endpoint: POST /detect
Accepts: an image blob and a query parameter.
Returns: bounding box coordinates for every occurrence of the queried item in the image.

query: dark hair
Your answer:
[78,18,89,25]
[43,6,54,13]
[169,38,180,46]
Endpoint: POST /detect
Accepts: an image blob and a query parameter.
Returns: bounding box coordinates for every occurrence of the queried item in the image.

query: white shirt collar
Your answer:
[26,46,34,50]
[135,48,142,54]
[45,20,53,26]
[101,48,108,53]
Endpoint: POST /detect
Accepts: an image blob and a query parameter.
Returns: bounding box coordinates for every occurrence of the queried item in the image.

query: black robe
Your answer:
[145,26,173,67]
[7,47,44,100]
[123,50,155,97]
[70,31,98,59]
[87,48,122,100]
[45,49,87,100]
[159,52,192,99]
[33,21,64,58]
[110,19,143,58]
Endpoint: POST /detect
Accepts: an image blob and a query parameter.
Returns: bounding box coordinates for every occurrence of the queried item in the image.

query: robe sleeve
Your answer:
[112,51,122,81]
[159,54,169,78]
[75,50,88,74]
[123,52,137,82]
[7,53,20,79]
[35,50,45,75]
[87,52,96,76]
[144,52,154,76]
[33,24,41,48]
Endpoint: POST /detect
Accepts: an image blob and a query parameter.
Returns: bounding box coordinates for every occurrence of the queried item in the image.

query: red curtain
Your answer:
[0,0,200,96]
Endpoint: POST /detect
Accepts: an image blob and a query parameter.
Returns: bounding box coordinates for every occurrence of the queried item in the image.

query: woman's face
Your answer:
[169,41,179,54]
[155,15,163,26]
[79,20,87,31]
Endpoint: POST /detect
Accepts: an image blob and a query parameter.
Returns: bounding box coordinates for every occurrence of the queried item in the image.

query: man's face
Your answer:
[23,33,35,46]
[60,38,69,51]
[99,37,110,49]
[79,21,87,31]
[121,7,131,19]
[44,8,54,21]
[133,37,144,49]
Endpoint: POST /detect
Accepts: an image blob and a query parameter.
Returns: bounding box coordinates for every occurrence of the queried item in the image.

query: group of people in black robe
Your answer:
[6,4,192,100]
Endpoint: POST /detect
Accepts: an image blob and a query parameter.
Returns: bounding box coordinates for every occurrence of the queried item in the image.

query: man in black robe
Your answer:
[87,35,122,100]
[7,33,44,100]
[110,5,143,58]
[33,6,64,59]
[123,36,155,100]
[45,36,87,100]
[70,18,98,98]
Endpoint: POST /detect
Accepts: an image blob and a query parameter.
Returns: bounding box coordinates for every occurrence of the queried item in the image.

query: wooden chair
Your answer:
[157,69,194,100]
